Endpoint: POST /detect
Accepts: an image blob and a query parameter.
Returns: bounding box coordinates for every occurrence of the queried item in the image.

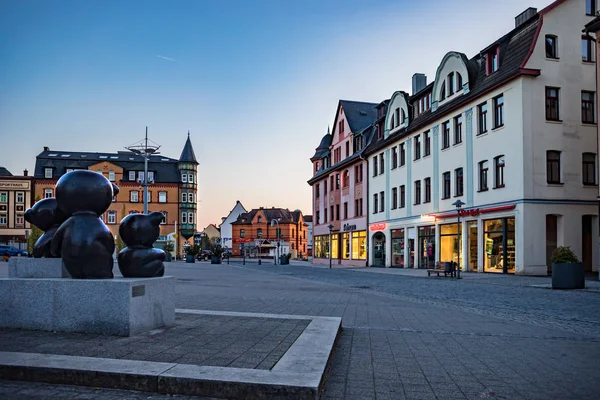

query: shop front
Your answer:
[313,222,367,267]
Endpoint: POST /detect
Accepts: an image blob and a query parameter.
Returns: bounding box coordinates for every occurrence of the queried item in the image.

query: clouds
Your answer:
[156,55,178,62]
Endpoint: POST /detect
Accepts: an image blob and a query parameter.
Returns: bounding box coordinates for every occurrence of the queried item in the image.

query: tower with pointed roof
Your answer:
[177,132,198,244]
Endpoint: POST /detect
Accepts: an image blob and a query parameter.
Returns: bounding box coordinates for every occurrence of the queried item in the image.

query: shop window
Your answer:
[391,229,405,267]
[484,218,515,273]
[419,225,436,269]
[440,223,461,266]
[351,231,367,260]
[342,233,350,259]
[331,234,339,259]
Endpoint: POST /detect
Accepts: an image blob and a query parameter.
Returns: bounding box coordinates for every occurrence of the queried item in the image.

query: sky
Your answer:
[0,0,554,230]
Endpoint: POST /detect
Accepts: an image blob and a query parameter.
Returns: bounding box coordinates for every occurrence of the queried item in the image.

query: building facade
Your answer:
[365,1,599,275]
[304,215,313,256]
[219,200,248,251]
[308,100,379,267]
[0,168,34,250]
[32,134,198,255]
[230,207,308,259]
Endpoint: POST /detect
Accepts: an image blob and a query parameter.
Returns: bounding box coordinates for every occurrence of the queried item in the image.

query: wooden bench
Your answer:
[427,262,456,278]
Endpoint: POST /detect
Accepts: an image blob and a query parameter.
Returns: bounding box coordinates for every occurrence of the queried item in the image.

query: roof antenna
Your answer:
[188,130,190,138]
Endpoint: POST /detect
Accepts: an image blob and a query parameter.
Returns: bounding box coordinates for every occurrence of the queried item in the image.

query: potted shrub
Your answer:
[279,252,291,265]
[185,244,200,263]
[211,245,223,264]
[551,246,584,289]
[163,243,174,262]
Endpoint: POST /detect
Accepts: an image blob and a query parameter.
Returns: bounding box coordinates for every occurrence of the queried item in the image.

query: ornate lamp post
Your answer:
[327,224,334,269]
[271,218,280,265]
[125,127,160,215]
[452,199,465,279]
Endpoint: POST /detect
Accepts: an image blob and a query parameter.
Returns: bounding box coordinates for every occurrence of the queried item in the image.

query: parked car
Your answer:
[197,250,213,261]
[0,245,28,258]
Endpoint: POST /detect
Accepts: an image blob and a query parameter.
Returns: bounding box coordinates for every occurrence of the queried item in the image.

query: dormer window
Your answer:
[400,109,406,124]
[486,46,500,74]
[448,72,454,95]
[457,73,463,91]
[44,168,53,179]
[394,108,400,127]
[440,82,446,100]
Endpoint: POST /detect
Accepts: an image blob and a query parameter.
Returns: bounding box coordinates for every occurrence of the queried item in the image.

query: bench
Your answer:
[427,262,456,278]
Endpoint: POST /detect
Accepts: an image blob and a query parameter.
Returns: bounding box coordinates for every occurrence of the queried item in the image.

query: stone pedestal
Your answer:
[8,258,69,278]
[0,277,174,336]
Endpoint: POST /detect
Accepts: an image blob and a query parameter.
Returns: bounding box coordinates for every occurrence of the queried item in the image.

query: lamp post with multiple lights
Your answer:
[125,127,161,215]
[327,224,334,269]
[452,199,465,279]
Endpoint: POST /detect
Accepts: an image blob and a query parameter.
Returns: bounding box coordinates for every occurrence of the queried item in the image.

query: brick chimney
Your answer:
[23,169,28,176]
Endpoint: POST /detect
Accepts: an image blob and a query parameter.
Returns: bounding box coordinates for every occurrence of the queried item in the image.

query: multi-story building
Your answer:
[364,1,599,275]
[308,100,379,267]
[219,200,248,251]
[304,215,313,256]
[0,167,34,250]
[32,134,198,255]
[230,207,308,258]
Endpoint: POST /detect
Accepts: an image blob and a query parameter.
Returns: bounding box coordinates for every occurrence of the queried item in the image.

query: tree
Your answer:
[27,196,43,254]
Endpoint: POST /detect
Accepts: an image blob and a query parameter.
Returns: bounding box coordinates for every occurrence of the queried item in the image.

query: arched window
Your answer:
[401,109,406,124]
[394,108,400,127]
[457,72,463,91]
[448,72,454,95]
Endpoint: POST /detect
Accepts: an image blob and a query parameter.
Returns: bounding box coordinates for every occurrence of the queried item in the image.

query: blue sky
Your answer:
[0,0,553,229]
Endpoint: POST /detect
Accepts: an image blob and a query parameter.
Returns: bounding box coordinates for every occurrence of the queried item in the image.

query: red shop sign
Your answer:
[369,222,387,232]
[436,204,516,219]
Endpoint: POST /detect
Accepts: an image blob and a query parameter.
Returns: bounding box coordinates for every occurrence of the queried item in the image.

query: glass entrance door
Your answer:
[468,221,478,272]
[406,228,415,268]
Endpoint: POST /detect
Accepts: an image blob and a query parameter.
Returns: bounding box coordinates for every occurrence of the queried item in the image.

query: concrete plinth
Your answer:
[0,277,174,336]
[8,258,70,278]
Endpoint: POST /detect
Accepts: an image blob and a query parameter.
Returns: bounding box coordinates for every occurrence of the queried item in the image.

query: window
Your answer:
[330,176,334,191]
[455,168,464,197]
[583,153,597,185]
[442,172,451,199]
[108,170,115,181]
[392,147,398,169]
[344,202,348,219]
[442,121,450,149]
[16,192,24,203]
[378,191,384,212]
[345,141,350,158]
[493,95,504,128]
[491,50,499,72]
[400,143,406,166]
[392,187,398,209]
[454,115,462,144]
[107,211,116,224]
[424,131,431,156]
[587,0,596,15]
[479,161,489,191]
[45,168,52,178]
[546,87,560,121]
[257,228,263,238]
[342,170,349,188]
[44,189,53,199]
[181,212,187,224]
[394,108,400,128]
[181,192,187,202]
[331,206,334,221]
[324,180,328,194]
[148,171,154,182]
[0,214,6,225]
[138,172,144,182]
[440,81,446,101]
[478,102,488,134]
[97,170,103,175]
[547,151,561,184]
[352,231,367,260]
[354,134,363,153]
[181,173,188,183]
[414,181,421,205]
[130,191,139,202]
[414,135,421,160]
[373,156,378,176]
[582,91,595,123]
[379,153,384,175]
[129,171,136,181]
[0,192,6,203]
[448,72,454,95]
[424,177,431,203]
[336,174,340,189]
[15,214,24,226]
[583,37,594,62]
[354,198,363,217]
[400,185,406,208]
[188,174,194,183]
[355,164,363,183]
[161,212,167,224]
[240,229,245,238]
[316,211,320,224]
[545,35,558,59]
[188,212,194,224]
[189,192,194,203]
[315,184,320,198]
[159,191,167,203]
[373,194,378,214]
[457,73,463,91]
[494,155,505,188]
[324,208,327,222]
[336,204,340,220]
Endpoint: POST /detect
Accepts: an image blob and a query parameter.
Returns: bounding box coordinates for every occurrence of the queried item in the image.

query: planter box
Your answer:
[185,255,195,263]
[279,257,289,265]
[552,262,585,289]
[211,256,221,264]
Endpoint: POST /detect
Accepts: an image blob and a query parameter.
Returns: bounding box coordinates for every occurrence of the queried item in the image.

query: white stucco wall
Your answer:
[220,201,247,251]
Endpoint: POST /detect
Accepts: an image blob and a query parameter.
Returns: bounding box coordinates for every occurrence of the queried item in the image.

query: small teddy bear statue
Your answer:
[24,198,68,258]
[51,170,117,279]
[117,212,166,277]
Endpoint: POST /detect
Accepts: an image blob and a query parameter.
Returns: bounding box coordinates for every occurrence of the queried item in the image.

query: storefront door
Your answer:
[418,225,435,269]
[391,229,405,267]
[372,232,386,267]
[483,217,515,274]
[468,221,478,272]
[406,228,415,268]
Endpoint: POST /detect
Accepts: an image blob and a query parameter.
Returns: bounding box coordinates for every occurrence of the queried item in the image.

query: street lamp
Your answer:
[327,224,334,269]
[271,219,280,265]
[125,127,161,214]
[452,199,465,279]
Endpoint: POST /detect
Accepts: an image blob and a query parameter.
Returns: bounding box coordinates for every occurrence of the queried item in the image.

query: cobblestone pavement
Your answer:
[2,261,600,399]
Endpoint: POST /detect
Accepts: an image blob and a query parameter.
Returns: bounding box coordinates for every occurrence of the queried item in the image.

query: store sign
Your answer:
[369,222,387,232]
[436,204,516,219]
[0,181,30,190]
[343,223,357,231]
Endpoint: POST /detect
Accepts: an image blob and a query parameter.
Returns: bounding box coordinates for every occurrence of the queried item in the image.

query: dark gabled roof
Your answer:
[179,133,198,164]
[339,100,378,133]
[34,149,180,182]
[0,167,13,176]
[584,15,600,33]
[231,207,303,225]
[363,13,540,156]
[310,128,332,161]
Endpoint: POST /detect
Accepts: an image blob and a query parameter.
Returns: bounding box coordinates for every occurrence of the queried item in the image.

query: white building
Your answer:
[365,1,599,276]
[219,200,247,252]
